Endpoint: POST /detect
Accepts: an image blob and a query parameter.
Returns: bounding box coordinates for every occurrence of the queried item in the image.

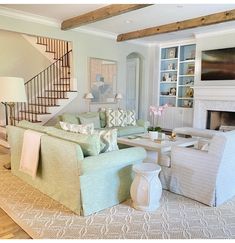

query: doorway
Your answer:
[126,54,141,118]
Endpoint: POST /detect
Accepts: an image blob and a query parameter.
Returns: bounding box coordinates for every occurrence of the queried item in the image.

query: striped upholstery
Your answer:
[166,130,235,206]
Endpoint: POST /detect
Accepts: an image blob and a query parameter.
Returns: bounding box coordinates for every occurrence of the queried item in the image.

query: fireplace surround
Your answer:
[193,86,235,129]
[206,110,235,130]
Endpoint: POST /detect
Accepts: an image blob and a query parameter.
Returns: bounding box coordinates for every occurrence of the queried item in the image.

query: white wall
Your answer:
[0,14,151,125]
[0,30,51,81]
[0,29,52,125]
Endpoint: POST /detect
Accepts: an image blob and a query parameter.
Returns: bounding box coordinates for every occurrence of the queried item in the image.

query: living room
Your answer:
[0,1,235,240]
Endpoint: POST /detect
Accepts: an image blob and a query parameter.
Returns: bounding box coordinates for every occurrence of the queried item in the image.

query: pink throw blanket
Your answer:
[19,130,44,179]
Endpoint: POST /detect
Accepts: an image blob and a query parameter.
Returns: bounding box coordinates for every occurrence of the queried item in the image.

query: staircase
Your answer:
[12,37,76,124]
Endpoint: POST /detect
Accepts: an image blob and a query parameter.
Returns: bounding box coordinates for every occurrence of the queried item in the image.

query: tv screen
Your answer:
[201,47,235,81]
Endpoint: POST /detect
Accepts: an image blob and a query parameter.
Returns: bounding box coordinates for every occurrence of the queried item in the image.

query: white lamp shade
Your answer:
[84,93,94,99]
[115,93,123,100]
[0,77,27,102]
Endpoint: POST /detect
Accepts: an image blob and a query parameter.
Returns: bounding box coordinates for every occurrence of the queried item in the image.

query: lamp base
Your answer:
[3,162,11,170]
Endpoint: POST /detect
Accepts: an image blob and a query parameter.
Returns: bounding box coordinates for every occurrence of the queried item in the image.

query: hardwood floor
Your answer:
[0,146,31,239]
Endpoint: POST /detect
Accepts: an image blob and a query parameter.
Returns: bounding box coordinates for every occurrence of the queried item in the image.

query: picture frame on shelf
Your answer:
[162,73,169,81]
[171,74,177,82]
[183,100,189,107]
[184,100,193,108]
[167,63,175,70]
[169,87,176,96]
[186,63,195,75]
[167,48,176,59]
[185,79,194,85]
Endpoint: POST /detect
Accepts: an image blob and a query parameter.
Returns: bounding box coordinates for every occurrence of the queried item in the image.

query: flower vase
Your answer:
[149,131,158,141]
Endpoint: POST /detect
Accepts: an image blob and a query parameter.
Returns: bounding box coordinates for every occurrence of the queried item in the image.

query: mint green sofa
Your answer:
[57,112,150,137]
[7,122,146,216]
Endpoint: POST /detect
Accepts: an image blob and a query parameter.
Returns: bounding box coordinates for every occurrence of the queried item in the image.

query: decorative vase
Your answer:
[149,131,158,141]
[130,163,162,211]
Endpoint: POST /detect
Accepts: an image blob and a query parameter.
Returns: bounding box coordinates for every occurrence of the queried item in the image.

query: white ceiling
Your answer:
[1,4,235,44]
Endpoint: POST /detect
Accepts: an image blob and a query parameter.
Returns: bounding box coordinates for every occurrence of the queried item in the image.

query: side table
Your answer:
[130,163,162,211]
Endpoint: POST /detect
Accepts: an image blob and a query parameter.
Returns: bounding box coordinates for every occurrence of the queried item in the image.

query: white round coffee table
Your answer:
[130,163,162,211]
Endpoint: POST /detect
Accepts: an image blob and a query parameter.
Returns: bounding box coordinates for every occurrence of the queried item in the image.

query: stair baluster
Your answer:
[13,50,73,124]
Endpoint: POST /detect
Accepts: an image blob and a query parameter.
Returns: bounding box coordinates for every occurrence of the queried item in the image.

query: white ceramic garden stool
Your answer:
[130,163,162,211]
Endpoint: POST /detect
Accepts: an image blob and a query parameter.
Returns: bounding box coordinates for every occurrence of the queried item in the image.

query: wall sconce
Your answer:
[115,93,123,108]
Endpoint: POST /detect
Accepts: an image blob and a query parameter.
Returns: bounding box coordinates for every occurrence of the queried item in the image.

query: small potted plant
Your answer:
[148,104,168,141]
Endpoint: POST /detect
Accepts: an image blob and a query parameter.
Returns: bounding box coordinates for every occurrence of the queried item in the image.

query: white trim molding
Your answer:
[76,26,116,40]
[0,6,60,27]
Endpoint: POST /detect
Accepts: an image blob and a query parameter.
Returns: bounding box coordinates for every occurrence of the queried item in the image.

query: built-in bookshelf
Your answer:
[159,44,196,108]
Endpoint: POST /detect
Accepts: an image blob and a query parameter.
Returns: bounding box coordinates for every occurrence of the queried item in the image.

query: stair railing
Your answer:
[12,50,72,124]
[36,37,70,63]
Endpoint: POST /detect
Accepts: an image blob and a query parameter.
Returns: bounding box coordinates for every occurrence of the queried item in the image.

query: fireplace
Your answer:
[206,110,235,131]
[193,86,235,129]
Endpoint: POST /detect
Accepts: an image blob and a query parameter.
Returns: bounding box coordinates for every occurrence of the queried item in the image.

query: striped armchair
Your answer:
[169,130,235,206]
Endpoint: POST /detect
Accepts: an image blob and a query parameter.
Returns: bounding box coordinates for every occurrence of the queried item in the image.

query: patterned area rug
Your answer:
[0,157,235,239]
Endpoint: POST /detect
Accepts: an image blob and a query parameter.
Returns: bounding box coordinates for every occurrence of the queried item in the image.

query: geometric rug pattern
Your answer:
[0,160,235,238]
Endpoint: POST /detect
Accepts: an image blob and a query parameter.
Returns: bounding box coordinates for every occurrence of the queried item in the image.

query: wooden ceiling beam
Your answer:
[61,4,152,31]
[117,9,235,42]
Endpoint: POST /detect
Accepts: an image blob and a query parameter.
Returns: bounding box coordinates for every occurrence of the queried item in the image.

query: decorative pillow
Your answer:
[118,109,127,126]
[95,129,119,153]
[17,120,48,133]
[60,121,94,135]
[126,110,136,126]
[77,112,101,129]
[99,110,106,128]
[106,109,126,128]
[60,113,79,124]
[46,127,100,156]
[59,121,71,131]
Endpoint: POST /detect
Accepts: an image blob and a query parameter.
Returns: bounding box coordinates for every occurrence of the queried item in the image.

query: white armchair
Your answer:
[169,130,235,206]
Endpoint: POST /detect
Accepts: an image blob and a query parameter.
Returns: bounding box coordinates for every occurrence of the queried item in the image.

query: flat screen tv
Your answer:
[201,47,235,81]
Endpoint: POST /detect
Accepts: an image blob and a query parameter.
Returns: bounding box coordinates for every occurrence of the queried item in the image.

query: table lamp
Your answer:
[0,77,27,126]
[0,77,27,170]
[115,93,123,108]
[84,92,94,111]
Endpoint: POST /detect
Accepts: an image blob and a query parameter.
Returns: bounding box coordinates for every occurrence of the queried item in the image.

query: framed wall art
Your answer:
[89,57,117,103]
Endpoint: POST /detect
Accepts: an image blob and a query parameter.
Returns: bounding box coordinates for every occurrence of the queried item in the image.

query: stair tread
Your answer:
[37,97,69,99]
[12,117,42,123]
[20,111,51,115]
[53,84,70,85]
[36,42,46,45]
[14,39,72,124]
[45,90,76,92]
[28,103,60,107]
[45,50,56,53]
[45,90,67,92]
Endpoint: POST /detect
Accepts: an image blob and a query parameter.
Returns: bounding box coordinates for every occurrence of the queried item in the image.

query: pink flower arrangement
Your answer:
[149,104,168,129]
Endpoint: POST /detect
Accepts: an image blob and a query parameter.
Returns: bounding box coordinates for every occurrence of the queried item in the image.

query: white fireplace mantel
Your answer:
[193,86,235,128]
[194,86,235,101]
